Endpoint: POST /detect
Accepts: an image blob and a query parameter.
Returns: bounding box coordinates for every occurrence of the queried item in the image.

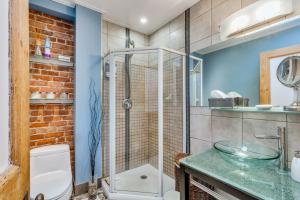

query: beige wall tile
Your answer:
[170,13,185,33]
[212,0,241,34]
[287,123,300,162]
[190,11,212,43]
[107,22,126,39]
[211,33,221,45]
[212,110,242,118]
[241,0,257,8]
[243,119,286,150]
[150,24,170,42]
[102,20,108,34]
[108,35,125,51]
[212,116,242,144]
[243,112,286,122]
[150,35,170,48]
[287,114,300,123]
[131,30,146,47]
[290,0,300,17]
[190,37,211,52]
[191,107,212,115]
[191,138,212,154]
[102,33,108,56]
[191,0,212,21]
[169,27,185,50]
[212,0,227,8]
[191,114,212,142]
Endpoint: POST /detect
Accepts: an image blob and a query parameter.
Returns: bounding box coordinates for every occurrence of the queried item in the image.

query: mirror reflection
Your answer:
[190,33,300,113]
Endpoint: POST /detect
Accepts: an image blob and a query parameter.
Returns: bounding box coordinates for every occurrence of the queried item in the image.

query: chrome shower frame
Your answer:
[102,47,202,200]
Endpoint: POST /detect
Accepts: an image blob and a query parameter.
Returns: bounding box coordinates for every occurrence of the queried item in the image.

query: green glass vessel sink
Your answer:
[214,140,280,160]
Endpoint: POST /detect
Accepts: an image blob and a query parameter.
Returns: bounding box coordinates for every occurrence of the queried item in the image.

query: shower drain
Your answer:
[140,175,147,180]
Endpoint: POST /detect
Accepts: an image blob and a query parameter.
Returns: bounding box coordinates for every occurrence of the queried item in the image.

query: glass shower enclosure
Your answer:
[102,47,202,200]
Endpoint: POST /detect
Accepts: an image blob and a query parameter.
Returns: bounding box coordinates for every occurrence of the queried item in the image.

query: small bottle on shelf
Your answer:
[43,37,51,59]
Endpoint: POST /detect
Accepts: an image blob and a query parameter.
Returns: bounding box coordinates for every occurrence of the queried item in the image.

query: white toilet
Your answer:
[164,190,180,200]
[30,144,73,200]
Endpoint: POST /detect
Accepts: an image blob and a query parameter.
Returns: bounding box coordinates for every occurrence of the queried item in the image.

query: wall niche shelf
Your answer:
[30,99,73,105]
[30,56,74,67]
[211,107,300,115]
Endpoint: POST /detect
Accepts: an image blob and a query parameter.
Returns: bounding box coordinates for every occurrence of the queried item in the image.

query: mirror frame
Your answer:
[260,44,300,104]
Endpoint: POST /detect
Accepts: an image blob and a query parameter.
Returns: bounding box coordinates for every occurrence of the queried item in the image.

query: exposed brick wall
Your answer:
[29,9,75,171]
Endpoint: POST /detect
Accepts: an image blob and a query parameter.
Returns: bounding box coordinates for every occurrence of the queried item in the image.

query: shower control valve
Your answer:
[123,99,132,110]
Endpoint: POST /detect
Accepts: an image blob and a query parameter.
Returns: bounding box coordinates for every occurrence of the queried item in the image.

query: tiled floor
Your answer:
[73,190,107,200]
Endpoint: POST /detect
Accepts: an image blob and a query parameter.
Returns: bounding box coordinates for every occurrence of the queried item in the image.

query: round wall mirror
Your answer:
[277,56,300,88]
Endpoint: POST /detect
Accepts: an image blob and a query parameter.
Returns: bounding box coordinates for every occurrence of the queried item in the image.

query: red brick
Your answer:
[30,122,48,128]
[36,16,54,24]
[41,70,59,76]
[44,132,64,138]
[30,134,44,140]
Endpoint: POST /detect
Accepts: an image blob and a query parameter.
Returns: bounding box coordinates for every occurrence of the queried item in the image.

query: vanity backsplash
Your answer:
[190,107,300,166]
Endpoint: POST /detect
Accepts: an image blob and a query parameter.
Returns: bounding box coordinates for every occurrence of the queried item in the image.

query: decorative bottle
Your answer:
[35,39,42,57]
[44,37,51,59]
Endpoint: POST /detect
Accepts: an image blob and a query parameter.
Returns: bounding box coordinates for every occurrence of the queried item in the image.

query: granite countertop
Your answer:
[180,149,300,200]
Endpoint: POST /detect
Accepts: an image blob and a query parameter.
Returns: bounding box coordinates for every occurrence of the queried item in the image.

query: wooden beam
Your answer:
[0,0,30,199]
[0,166,20,200]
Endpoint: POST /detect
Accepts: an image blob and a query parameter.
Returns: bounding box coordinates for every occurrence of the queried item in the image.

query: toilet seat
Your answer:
[30,170,72,200]
[164,190,180,200]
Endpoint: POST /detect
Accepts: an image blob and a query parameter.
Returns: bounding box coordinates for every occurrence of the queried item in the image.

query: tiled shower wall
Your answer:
[29,9,75,171]
[102,60,153,175]
[102,21,150,176]
[190,107,300,166]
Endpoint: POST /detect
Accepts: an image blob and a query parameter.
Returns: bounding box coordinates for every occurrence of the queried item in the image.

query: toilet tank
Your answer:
[30,144,71,178]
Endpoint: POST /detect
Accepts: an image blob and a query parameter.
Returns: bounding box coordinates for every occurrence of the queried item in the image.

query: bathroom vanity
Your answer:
[179,149,300,200]
[182,107,300,200]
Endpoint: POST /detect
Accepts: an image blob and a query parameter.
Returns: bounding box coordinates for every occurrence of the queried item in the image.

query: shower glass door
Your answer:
[109,50,162,197]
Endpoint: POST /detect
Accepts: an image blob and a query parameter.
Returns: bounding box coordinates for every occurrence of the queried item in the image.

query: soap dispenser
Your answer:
[291,151,300,183]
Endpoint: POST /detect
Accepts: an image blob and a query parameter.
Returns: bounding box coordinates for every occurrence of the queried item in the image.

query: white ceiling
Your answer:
[54,0,200,35]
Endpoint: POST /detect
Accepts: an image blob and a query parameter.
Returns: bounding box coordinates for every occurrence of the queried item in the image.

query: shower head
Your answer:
[129,39,135,48]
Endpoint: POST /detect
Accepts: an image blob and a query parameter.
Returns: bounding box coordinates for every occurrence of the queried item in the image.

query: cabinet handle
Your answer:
[190,178,229,200]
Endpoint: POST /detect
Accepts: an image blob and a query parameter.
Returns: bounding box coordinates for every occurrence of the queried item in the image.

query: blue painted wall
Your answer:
[29,0,75,21]
[75,5,102,185]
[202,26,300,106]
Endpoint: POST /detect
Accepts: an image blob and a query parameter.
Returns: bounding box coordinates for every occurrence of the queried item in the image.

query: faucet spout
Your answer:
[278,127,288,172]
[255,127,288,172]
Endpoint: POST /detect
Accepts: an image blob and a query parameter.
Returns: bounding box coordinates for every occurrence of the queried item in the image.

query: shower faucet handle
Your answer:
[123,99,132,110]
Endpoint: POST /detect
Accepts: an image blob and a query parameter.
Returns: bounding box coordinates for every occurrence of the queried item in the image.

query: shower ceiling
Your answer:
[53,0,200,34]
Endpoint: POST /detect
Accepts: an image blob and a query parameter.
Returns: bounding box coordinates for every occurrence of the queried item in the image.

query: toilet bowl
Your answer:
[30,144,72,200]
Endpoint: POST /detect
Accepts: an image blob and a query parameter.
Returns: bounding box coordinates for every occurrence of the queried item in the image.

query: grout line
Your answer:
[190,137,212,143]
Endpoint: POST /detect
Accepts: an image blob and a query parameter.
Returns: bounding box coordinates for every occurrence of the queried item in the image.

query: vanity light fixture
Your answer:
[220,0,294,41]
[140,17,148,24]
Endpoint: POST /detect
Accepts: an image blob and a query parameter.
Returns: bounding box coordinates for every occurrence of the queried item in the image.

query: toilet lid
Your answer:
[30,170,72,200]
[164,190,180,200]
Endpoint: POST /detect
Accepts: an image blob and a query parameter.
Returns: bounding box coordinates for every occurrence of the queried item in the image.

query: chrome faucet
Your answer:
[255,127,288,172]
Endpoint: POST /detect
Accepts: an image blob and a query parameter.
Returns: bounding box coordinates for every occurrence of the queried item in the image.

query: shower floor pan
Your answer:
[102,164,175,200]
